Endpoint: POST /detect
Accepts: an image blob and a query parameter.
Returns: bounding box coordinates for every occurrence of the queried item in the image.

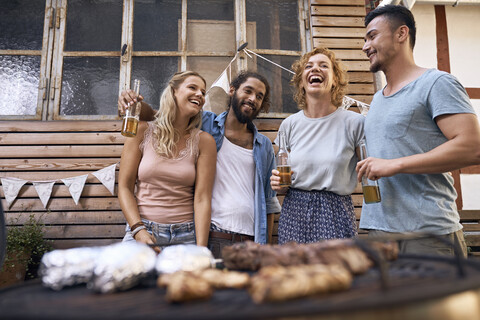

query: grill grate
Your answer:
[1,256,480,320]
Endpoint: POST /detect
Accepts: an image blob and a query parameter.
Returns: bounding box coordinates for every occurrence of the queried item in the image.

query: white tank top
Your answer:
[211,137,255,235]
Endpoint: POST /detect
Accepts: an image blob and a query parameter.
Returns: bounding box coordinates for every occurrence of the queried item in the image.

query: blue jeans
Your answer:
[123,219,196,248]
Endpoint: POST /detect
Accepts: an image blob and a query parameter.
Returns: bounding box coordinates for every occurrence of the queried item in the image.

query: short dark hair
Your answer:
[230,71,271,113]
[365,5,416,49]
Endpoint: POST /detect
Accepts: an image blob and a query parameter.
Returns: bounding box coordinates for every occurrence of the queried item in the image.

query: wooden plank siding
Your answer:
[0,121,125,249]
[310,0,375,105]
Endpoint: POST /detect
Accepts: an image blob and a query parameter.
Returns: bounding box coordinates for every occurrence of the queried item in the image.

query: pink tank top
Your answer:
[136,122,201,224]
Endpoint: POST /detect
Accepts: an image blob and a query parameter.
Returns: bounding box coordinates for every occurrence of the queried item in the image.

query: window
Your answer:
[0,0,308,120]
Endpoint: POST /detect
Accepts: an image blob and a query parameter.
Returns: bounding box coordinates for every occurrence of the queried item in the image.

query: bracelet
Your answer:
[130,221,145,232]
[131,225,146,238]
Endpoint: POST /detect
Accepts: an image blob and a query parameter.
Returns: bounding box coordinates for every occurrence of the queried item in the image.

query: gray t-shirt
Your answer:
[276,108,364,195]
[360,69,475,235]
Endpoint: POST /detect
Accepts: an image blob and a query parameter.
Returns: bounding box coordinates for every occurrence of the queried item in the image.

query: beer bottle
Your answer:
[276,131,291,187]
[121,79,141,137]
[359,139,381,203]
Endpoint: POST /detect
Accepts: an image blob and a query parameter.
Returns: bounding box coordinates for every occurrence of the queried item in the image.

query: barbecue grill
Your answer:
[0,251,479,319]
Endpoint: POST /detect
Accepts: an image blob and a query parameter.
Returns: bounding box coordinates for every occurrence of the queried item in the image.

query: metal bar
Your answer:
[355,239,391,291]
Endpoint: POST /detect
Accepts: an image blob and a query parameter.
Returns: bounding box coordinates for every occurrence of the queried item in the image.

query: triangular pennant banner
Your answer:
[92,164,117,195]
[204,68,230,115]
[61,175,88,205]
[210,68,230,93]
[32,181,56,208]
[1,177,28,208]
[341,96,369,116]
[358,102,370,116]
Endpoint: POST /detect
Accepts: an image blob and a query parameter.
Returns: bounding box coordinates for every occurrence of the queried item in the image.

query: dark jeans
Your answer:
[207,237,235,259]
[207,230,254,259]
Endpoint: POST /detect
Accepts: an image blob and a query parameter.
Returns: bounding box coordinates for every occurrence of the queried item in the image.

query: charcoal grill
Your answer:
[1,248,480,319]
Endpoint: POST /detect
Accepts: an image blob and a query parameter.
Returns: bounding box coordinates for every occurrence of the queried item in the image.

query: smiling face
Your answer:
[301,53,335,96]
[229,77,266,123]
[174,75,206,118]
[363,16,398,73]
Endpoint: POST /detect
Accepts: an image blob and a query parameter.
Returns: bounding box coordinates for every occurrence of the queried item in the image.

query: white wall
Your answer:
[412,4,480,210]
[445,5,480,88]
[445,7,480,210]
[411,5,437,69]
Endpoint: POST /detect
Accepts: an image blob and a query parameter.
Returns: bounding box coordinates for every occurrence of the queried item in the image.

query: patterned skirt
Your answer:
[278,188,357,244]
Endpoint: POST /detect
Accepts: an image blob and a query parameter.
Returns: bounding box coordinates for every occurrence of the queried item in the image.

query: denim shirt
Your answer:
[202,111,281,244]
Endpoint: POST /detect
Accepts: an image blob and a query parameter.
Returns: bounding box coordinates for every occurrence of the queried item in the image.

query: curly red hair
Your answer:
[291,47,347,109]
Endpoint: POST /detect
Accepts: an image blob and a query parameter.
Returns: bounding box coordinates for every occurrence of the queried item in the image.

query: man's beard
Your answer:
[370,62,381,73]
[230,93,256,124]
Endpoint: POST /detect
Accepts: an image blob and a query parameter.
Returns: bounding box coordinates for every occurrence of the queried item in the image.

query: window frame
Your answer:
[0,0,56,120]
[0,0,310,121]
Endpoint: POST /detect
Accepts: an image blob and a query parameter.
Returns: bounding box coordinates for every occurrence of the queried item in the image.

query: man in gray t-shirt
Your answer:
[357,5,480,256]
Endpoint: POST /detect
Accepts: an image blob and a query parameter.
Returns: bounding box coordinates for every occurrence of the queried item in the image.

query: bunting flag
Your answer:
[32,181,56,208]
[61,175,88,205]
[341,96,370,116]
[204,68,231,114]
[0,177,28,208]
[91,163,117,196]
[0,163,118,210]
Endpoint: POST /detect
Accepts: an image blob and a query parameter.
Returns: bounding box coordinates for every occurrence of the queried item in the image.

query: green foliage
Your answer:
[2,214,52,279]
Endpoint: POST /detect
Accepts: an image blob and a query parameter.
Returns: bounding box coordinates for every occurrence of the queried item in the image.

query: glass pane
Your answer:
[0,0,45,50]
[246,0,300,51]
[134,0,181,51]
[131,56,179,109]
[250,54,299,114]
[187,20,235,52]
[187,0,233,21]
[0,56,40,115]
[65,0,122,51]
[60,57,119,115]
[187,0,234,52]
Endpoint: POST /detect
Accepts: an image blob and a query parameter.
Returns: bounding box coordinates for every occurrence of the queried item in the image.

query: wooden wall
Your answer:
[0,121,126,249]
[310,0,375,105]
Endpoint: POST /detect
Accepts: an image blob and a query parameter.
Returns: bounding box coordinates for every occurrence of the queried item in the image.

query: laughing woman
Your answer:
[270,48,364,244]
[118,71,216,251]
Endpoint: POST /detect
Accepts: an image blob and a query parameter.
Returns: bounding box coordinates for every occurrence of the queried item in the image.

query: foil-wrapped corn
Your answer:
[155,244,215,274]
[40,246,103,291]
[89,242,157,293]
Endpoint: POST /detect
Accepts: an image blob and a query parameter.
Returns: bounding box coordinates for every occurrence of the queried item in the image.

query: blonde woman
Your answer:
[270,48,364,244]
[118,71,216,251]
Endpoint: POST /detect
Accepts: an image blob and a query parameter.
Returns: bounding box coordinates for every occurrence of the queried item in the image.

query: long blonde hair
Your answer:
[291,47,347,109]
[152,71,206,158]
